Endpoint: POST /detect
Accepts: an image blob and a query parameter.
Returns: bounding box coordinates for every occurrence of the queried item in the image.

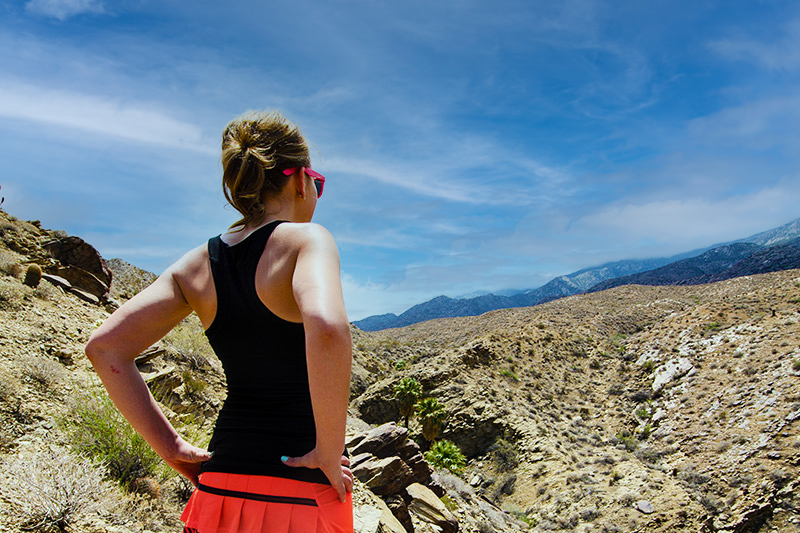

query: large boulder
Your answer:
[43,236,112,301]
[353,456,416,496]
[351,422,410,458]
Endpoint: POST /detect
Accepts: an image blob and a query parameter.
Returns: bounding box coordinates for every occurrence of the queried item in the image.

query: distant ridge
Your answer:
[354,217,800,331]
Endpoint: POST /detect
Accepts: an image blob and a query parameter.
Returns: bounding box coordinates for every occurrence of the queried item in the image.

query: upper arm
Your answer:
[290,224,348,327]
[86,259,196,362]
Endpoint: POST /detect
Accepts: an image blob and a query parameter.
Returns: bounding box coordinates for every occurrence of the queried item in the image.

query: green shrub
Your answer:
[424,440,466,475]
[62,392,165,488]
[500,369,519,382]
[490,438,519,471]
[615,431,638,452]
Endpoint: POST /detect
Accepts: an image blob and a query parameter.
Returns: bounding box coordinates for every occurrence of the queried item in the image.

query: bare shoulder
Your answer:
[273,222,338,251]
[168,243,210,280]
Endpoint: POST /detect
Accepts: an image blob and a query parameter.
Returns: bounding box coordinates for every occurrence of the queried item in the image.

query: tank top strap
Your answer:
[238,220,286,277]
[207,220,287,323]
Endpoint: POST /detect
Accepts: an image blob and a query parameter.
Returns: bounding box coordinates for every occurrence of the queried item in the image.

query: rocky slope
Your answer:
[1,207,799,532]
[353,271,800,532]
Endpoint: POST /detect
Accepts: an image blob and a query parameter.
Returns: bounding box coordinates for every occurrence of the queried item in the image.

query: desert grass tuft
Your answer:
[21,356,66,388]
[0,446,119,532]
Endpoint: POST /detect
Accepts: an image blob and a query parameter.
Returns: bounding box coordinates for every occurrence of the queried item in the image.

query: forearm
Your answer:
[90,353,181,460]
[305,321,352,459]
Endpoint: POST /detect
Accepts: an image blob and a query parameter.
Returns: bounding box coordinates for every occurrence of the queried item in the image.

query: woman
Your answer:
[86,111,354,532]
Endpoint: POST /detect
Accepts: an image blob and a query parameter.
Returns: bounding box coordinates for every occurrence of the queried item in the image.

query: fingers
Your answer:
[340,455,351,467]
[281,454,310,468]
[343,467,354,494]
[332,478,347,502]
[191,448,213,462]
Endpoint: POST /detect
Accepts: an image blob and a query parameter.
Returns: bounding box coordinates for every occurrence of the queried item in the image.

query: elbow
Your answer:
[85,333,111,366]
[306,316,352,353]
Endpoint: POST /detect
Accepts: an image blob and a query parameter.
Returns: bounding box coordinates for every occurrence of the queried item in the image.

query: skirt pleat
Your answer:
[181,472,352,533]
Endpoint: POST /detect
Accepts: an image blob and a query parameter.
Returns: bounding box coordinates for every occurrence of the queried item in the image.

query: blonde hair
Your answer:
[221,111,310,228]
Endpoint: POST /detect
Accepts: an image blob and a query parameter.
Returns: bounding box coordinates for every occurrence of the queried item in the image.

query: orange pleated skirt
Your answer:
[181,472,353,533]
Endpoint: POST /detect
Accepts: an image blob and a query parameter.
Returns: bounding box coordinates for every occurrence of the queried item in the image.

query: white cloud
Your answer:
[25,0,104,20]
[565,179,800,255]
[0,80,215,153]
[341,274,404,321]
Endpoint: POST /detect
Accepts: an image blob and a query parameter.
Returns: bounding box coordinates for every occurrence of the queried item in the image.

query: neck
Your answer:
[232,190,310,235]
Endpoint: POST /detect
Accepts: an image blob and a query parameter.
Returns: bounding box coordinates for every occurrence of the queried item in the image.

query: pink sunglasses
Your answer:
[283,167,325,198]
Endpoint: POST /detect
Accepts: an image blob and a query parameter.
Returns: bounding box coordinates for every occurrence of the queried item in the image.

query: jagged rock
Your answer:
[385,495,414,533]
[351,359,376,398]
[406,483,458,533]
[351,452,373,469]
[353,456,416,496]
[51,265,109,301]
[352,422,410,457]
[354,379,402,424]
[43,236,112,287]
[377,497,408,533]
[135,346,166,367]
[142,366,180,391]
[398,444,435,487]
[652,357,694,394]
[461,340,496,367]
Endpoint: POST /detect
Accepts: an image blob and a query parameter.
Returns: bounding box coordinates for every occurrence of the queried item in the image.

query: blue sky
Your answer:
[1,0,799,320]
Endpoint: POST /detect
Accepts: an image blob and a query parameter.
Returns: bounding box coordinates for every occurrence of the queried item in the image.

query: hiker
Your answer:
[86,111,353,532]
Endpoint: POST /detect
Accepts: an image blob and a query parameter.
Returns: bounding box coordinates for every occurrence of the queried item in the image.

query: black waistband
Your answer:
[196,482,318,507]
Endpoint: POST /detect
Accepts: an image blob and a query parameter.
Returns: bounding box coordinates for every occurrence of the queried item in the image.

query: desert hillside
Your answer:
[0,208,798,533]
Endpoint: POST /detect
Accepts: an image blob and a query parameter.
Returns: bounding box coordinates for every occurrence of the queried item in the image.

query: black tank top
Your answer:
[200,221,327,484]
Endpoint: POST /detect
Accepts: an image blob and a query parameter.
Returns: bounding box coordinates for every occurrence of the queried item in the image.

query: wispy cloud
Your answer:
[0,79,215,153]
[688,95,800,151]
[25,0,104,20]
[709,18,800,71]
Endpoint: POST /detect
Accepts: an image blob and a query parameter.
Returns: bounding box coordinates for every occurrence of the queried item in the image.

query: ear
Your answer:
[292,169,307,199]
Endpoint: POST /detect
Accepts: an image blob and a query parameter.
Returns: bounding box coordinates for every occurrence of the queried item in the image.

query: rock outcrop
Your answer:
[43,236,112,303]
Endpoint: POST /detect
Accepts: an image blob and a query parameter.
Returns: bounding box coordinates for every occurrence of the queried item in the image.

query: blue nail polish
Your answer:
[281,456,289,462]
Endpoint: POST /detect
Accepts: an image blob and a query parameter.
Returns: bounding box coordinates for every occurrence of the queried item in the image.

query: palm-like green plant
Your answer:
[424,439,466,475]
[415,397,447,443]
[394,377,422,427]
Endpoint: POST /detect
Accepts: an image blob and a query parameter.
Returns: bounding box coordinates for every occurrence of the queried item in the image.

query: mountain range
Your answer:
[354,217,800,331]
